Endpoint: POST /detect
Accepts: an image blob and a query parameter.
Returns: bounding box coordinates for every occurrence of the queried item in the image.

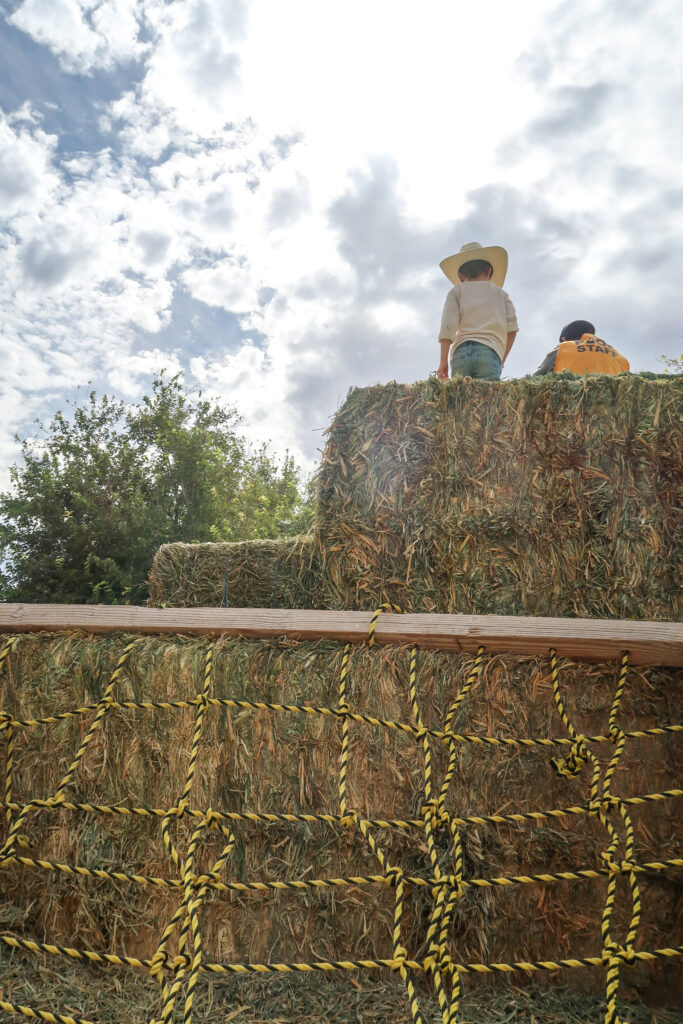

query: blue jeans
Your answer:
[450,340,502,380]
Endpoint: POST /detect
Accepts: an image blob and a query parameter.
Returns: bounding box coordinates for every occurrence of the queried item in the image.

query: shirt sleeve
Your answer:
[503,291,519,333]
[439,287,460,341]
[535,348,558,375]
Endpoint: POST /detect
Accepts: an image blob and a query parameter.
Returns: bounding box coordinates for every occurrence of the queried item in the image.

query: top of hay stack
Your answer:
[309,373,681,619]
[151,374,681,620]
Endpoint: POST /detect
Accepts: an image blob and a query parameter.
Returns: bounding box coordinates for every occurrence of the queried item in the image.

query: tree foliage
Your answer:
[658,353,683,374]
[0,376,313,604]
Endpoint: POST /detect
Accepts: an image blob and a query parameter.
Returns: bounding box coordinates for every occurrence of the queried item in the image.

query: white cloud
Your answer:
[105,346,184,395]
[369,301,422,335]
[8,0,146,73]
[182,261,260,313]
[0,110,59,216]
[189,341,302,456]
[2,0,682,485]
[122,0,247,138]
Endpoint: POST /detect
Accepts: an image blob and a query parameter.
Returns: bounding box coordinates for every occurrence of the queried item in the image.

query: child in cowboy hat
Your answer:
[437,242,518,381]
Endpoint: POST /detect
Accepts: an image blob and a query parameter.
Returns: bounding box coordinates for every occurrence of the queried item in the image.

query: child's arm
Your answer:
[438,289,459,378]
[438,338,451,378]
[502,292,519,367]
[534,348,558,375]
[501,331,517,366]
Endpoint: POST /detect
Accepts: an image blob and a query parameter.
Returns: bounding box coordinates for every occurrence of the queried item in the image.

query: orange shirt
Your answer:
[554,335,629,374]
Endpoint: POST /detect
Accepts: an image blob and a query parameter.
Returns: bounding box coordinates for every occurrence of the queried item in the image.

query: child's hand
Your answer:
[437,359,449,379]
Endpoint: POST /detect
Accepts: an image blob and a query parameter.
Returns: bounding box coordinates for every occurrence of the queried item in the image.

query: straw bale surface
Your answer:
[2,957,680,1024]
[311,374,681,618]
[1,631,680,1004]
[148,536,318,609]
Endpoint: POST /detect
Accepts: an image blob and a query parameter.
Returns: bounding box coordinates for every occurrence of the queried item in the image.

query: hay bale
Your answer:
[1,631,680,1006]
[311,374,682,618]
[148,536,320,609]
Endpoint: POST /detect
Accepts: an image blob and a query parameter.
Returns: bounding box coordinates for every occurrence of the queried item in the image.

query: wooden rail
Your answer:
[0,604,681,666]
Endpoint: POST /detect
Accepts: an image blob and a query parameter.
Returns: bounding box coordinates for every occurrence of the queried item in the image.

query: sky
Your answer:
[1,0,682,482]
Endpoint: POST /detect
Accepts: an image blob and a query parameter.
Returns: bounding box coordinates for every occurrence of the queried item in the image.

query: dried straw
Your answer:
[149,536,319,609]
[149,375,682,618]
[1,631,680,1005]
[2,953,678,1024]
[310,374,682,618]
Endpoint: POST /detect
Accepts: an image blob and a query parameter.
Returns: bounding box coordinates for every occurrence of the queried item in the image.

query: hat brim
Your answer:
[440,245,508,287]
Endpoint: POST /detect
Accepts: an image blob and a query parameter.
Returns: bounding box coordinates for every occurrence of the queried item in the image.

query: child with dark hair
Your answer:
[437,242,518,381]
[535,321,629,375]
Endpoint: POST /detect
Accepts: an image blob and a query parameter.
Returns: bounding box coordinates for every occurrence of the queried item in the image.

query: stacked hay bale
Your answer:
[149,536,319,609]
[3,375,681,1016]
[311,374,681,618]
[150,376,681,620]
[0,631,680,1006]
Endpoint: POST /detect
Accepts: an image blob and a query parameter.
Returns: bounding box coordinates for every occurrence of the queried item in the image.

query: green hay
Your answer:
[310,374,682,618]
[1,631,681,1011]
[148,536,319,609]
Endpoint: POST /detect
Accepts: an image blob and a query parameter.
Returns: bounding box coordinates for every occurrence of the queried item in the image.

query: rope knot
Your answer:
[596,794,623,815]
[434,874,464,900]
[601,941,619,965]
[340,812,357,828]
[426,943,453,974]
[392,944,408,969]
[172,799,189,817]
[204,807,220,829]
[600,852,636,875]
[171,954,190,972]
[182,871,199,891]
[385,865,404,887]
[551,736,588,778]
[149,951,168,980]
[609,725,625,745]
[599,851,621,873]
[0,710,13,731]
[421,799,439,821]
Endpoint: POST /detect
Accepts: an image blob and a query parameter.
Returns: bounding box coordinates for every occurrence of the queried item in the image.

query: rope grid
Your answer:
[0,611,681,1024]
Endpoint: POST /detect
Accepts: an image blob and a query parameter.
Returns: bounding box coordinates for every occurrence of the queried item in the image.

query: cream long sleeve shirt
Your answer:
[439,281,519,361]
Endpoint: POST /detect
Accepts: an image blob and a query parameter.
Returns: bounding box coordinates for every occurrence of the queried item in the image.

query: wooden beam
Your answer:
[0,604,681,666]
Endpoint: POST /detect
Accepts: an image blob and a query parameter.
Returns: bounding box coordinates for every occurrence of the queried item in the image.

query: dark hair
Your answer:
[459,259,493,280]
[560,319,595,343]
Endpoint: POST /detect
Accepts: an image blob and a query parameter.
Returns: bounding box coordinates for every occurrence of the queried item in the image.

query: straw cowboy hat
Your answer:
[440,241,508,287]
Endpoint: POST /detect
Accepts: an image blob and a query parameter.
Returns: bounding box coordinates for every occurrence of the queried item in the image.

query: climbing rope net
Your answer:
[0,605,681,1024]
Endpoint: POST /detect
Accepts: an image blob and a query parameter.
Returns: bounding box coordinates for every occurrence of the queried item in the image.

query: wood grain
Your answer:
[0,604,681,665]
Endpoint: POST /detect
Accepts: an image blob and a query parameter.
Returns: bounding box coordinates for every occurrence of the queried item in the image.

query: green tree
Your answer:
[0,375,313,605]
[658,354,683,374]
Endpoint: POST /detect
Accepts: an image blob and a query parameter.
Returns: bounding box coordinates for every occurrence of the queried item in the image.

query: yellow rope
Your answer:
[0,623,680,1024]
